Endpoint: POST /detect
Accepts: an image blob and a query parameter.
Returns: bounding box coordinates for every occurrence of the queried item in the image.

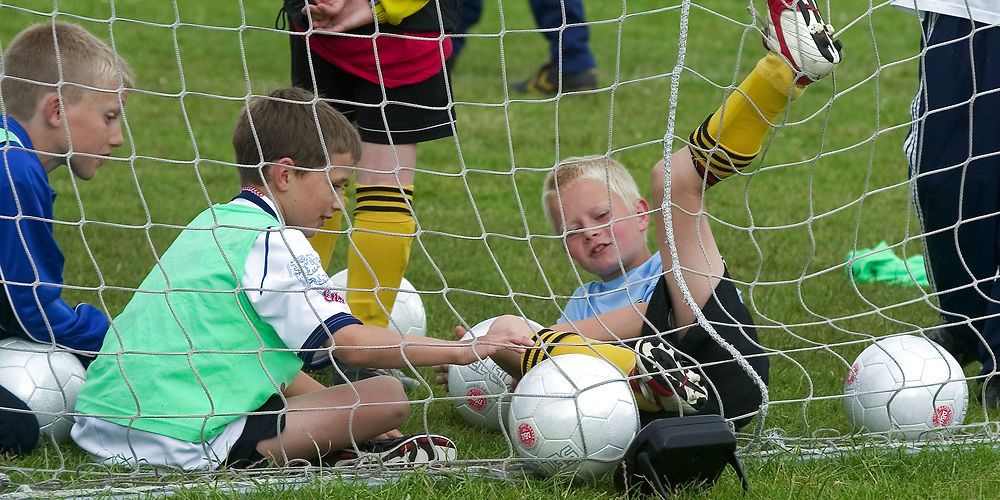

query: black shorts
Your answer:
[0,385,39,456]
[631,269,769,430]
[224,395,287,469]
[289,35,456,145]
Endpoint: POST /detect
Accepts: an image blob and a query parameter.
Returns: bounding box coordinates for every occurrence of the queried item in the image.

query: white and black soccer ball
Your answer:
[0,338,86,443]
[508,354,639,479]
[844,335,969,440]
[329,270,426,336]
[448,316,542,431]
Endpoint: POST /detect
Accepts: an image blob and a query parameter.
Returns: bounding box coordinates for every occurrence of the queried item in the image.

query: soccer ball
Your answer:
[448,316,542,431]
[844,335,969,440]
[508,354,639,479]
[329,270,426,336]
[0,339,86,443]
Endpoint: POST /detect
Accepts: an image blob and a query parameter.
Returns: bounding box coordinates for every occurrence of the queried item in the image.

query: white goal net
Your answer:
[1,0,996,496]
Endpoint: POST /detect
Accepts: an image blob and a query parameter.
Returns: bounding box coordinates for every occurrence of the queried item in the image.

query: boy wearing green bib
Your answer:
[72,88,530,470]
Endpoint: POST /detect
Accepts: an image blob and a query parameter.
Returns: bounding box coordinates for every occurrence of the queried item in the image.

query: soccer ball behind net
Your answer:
[0,339,86,444]
[329,270,426,336]
[844,335,969,440]
[508,354,639,479]
[448,316,542,431]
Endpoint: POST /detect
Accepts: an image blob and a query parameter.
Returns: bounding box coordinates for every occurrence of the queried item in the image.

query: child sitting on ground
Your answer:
[439,0,842,430]
[71,88,530,470]
[0,21,132,364]
[0,21,132,456]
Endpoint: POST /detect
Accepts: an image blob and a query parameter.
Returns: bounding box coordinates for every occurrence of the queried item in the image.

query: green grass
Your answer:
[3,0,1000,497]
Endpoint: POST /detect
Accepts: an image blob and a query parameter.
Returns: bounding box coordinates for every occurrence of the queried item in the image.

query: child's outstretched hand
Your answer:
[432,326,468,388]
[456,329,533,366]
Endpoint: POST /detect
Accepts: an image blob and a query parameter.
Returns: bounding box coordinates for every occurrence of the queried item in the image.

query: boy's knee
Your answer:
[373,375,410,423]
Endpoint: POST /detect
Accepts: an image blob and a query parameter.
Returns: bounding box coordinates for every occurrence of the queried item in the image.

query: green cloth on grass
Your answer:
[845,241,929,287]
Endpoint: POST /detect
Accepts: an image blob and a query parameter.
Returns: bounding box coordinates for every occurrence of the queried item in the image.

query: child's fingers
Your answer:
[466,332,534,360]
[511,334,535,346]
[432,363,449,373]
[453,325,467,339]
[487,332,535,348]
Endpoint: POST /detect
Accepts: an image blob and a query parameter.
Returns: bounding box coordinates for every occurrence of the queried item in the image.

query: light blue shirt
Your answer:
[559,252,663,323]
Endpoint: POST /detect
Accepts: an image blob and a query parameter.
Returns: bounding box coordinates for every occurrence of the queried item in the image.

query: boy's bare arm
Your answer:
[329,324,532,369]
[549,302,648,342]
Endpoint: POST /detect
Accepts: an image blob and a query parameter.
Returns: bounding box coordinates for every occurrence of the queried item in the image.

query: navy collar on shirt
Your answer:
[233,186,278,219]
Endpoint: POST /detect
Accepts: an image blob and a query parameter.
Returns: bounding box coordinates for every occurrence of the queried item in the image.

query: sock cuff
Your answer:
[354,184,414,216]
[520,328,576,374]
[688,114,758,185]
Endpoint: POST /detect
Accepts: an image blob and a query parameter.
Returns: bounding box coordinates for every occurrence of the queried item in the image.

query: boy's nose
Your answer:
[109,123,124,148]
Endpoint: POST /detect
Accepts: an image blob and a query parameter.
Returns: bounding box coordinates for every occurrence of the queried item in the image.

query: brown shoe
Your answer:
[513,62,597,94]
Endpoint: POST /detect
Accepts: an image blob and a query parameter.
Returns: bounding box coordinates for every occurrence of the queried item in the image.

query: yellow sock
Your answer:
[309,212,342,272]
[690,52,805,185]
[346,185,415,328]
[520,329,661,412]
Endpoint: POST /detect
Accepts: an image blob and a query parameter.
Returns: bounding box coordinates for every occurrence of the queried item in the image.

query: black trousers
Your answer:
[908,13,1000,375]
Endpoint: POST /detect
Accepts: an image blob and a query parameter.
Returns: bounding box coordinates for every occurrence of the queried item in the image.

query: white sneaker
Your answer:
[633,337,709,414]
[761,0,842,84]
[330,435,457,467]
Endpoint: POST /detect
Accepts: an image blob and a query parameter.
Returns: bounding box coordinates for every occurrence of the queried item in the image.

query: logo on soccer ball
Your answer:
[932,405,954,427]
[517,423,536,448]
[845,362,859,385]
[321,289,345,304]
[467,388,487,413]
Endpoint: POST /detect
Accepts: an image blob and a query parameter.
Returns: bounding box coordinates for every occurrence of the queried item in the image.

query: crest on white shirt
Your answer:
[287,253,328,286]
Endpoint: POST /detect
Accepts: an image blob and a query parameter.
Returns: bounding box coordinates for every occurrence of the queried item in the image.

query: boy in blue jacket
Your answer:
[0,21,132,456]
[0,22,132,364]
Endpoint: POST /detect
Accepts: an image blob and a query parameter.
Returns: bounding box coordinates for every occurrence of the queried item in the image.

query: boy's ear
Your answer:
[636,198,651,231]
[269,157,296,191]
[39,93,63,128]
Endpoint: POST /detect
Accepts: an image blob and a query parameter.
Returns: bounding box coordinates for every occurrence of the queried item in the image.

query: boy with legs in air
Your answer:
[439,0,841,429]
[71,88,530,470]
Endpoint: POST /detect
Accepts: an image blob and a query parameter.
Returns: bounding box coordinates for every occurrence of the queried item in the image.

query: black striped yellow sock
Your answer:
[519,329,637,376]
[309,212,342,272]
[519,329,661,412]
[346,184,415,328]
[690,52,805,186]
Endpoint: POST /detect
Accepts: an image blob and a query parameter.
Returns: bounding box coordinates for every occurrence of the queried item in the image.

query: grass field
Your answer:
[3,0,1000,497]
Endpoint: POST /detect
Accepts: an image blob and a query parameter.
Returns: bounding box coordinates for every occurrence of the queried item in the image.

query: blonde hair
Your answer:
[232,88,361,186]
[542,155,643,231]
[1,22,134,121]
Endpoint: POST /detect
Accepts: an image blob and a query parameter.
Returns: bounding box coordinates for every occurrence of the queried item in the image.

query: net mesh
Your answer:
[1,0,996,495]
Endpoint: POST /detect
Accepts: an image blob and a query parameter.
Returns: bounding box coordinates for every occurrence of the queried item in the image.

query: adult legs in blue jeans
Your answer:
[450,0,597,92]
